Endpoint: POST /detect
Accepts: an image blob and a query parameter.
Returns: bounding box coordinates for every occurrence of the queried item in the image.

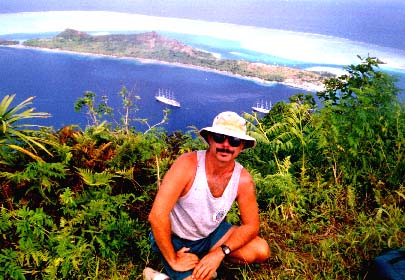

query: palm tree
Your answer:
[0,94,53,163]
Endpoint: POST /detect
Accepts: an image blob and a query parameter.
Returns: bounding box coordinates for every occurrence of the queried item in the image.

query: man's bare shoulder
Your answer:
[165,151,198,181]
[162,151,198,197]
[239,167,254,185]
[236,167,255,197]
[173,151,198,166]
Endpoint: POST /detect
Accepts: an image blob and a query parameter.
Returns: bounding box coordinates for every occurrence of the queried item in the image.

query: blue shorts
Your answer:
[150,221,233,280]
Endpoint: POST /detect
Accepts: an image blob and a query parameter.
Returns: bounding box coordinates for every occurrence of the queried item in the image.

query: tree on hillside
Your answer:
[244,93,317,180]
[316,56,404,207]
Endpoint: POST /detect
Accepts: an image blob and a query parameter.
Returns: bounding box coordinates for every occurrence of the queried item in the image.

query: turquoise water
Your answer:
[159,32,305,66]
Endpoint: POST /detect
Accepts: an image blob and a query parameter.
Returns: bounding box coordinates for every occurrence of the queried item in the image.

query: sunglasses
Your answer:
[212,133,243,147]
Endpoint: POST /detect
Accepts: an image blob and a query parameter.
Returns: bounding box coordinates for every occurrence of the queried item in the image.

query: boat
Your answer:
[155,89,180,107]
[252,100,271,114]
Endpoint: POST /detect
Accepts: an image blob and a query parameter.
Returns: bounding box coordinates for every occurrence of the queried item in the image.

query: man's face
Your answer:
[208,132,244,161]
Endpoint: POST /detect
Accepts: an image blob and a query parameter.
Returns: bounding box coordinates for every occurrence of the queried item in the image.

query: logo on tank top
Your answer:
[213,209,226,223]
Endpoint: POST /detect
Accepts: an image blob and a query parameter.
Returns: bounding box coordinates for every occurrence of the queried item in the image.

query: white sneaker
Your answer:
[143,267,170,280]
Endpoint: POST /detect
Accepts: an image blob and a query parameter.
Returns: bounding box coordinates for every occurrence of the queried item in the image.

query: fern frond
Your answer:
[76,168,116,186]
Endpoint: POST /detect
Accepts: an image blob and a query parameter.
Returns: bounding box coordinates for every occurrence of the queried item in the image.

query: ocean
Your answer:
[0,46,306,132]
[1,9,404,133]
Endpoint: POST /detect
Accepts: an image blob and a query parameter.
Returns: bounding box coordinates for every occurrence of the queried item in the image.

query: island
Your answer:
[0,39,19,46]
[18,29,332,91]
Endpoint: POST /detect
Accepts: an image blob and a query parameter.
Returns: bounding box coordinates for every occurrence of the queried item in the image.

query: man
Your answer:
[147,111,270,280]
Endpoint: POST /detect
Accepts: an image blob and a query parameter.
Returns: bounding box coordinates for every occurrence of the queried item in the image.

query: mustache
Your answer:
[216,148,234,154]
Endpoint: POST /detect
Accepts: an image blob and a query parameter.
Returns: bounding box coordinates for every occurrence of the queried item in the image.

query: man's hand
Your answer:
[192,249,224,280]
[169,247,200,272]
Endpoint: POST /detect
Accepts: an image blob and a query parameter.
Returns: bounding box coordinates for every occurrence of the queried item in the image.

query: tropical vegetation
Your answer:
[0,56,404,279]
[22,29,327,87]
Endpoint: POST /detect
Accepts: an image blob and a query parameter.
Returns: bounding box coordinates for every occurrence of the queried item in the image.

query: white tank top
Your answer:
[170,150,242,240]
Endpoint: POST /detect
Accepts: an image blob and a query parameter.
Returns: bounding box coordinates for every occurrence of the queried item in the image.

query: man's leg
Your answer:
[150,223,234,279]
[149,232,194,279]
[210,226,270,264]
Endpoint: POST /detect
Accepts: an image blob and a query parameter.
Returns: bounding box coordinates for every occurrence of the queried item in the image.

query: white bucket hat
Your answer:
[199,111,256,150]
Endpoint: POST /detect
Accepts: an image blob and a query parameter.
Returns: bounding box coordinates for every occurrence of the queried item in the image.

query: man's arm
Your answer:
[148,152,199,272]
[222,168,260,252]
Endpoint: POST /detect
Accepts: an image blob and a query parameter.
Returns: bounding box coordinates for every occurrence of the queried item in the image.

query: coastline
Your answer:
[2,11,405,71]
[4,44,325,92]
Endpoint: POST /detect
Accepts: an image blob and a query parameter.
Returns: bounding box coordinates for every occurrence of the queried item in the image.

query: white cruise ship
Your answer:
[155,89,180,107]
[252,100,271,114]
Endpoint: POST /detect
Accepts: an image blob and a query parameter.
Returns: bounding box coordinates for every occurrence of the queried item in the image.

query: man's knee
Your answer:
[255,237,271,263]
[231,237,270,264]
